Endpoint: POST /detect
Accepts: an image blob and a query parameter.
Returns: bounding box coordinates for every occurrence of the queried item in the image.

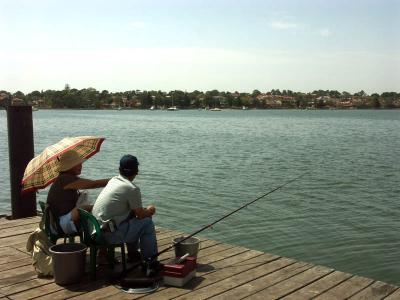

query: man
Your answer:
[47,150,110,234]
[92,154,158,264]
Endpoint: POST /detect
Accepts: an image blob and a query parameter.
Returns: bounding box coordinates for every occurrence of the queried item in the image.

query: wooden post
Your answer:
[7,106,36,218]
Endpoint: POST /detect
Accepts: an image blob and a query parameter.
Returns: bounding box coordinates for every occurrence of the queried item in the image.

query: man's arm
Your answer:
[64,178,110,190]
[132,205,156,219]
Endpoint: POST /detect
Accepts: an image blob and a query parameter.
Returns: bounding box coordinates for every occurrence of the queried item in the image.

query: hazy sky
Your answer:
[1,0,399,94]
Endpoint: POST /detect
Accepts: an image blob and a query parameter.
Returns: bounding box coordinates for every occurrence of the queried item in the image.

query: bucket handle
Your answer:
[176,253,189,263]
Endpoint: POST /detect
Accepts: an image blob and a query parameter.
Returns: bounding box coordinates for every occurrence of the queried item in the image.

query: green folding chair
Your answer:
[38,201,82,244]
[78,208,126,280]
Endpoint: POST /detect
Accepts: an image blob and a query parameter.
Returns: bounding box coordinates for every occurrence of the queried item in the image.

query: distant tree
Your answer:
[271,89,281,95]
[25,90,42,104]
[80,88,98,108]
[182,92,191,107]
[342,91,351,98]
[354,90,367,97]
[381,92,397,108]
[329,90,341,98]
[370,93,381,108]
[312,90,328,97]
[295,94,304,108]
[13,91,25,99]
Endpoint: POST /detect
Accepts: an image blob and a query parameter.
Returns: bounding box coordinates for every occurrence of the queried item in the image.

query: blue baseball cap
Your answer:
[119,154,139,176]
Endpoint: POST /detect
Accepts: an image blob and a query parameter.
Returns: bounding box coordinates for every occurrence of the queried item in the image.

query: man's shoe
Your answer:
[141,260,163,277]
[127,250,142,263]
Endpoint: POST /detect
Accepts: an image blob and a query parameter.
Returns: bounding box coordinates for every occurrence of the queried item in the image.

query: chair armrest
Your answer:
[78,208,104,244]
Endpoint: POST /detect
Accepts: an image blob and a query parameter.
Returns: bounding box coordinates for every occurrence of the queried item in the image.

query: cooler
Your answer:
[163,256,197,287]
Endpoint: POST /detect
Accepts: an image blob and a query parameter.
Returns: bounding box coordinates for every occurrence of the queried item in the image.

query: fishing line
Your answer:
[156,170,310,258]
[118,170,310,282]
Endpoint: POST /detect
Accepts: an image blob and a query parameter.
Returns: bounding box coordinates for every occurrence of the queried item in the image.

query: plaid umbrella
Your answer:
[21,136,105,194]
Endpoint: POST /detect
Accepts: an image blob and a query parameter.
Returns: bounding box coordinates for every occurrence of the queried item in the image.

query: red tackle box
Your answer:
[163,256,197,287]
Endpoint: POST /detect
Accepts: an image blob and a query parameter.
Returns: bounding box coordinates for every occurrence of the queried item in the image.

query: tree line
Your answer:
[1,86,399,109]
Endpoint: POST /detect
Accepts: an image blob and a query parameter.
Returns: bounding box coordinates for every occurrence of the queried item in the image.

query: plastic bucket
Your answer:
[49,243,87,285]
[173,236,200,258]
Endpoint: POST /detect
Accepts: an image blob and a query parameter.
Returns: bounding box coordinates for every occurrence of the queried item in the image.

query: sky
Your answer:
[1,0,399,94]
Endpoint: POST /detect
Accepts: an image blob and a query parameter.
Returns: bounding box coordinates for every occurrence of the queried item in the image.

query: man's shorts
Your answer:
[59,211,78,234]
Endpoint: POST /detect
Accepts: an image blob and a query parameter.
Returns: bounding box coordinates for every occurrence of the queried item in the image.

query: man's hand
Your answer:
[132,205,156,219]
[147,205,156,216]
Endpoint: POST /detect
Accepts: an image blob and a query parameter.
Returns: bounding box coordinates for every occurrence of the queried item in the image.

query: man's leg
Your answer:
[124,218,158,260]
[126,242,141,262]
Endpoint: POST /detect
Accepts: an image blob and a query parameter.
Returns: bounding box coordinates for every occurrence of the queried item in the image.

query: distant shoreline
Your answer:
[1,107,399,111]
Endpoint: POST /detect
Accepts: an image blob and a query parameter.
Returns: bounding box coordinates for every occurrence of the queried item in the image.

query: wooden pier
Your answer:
[0,216,399,299]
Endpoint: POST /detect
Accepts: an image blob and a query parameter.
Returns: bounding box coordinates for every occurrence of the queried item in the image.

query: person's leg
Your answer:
[123,218,158,260]
[126,242,141,262]
[59,211,78,234]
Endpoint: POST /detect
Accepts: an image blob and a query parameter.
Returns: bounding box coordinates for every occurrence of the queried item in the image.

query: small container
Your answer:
[163,256,197,287]
[49,243,87,285]
[173,236,200,258]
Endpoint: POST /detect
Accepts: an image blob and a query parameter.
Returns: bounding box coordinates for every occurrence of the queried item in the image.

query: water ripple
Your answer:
[1,109,399,284]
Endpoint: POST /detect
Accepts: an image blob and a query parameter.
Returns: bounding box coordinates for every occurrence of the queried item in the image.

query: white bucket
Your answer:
[173,236,200,258]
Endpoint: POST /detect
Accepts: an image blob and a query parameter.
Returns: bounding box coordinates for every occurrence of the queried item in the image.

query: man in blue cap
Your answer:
[92,154,158,266]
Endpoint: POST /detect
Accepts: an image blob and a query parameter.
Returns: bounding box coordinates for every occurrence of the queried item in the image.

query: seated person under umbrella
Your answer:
[46,150,110,234]
[92,154,158,266]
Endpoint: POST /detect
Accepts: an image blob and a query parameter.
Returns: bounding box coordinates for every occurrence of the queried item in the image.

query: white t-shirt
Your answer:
[92,175,142,227]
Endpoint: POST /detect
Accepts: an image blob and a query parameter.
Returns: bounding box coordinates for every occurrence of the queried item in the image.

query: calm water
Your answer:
[1,109,399,284]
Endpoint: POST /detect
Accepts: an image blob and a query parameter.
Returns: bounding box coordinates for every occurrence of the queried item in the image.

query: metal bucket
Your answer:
[49,243,87,285]
[173,236,200,258]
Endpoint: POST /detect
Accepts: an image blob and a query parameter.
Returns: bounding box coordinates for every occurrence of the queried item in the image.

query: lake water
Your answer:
[1,109,399,285]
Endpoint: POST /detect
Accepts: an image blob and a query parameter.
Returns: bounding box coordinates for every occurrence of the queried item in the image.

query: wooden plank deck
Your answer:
[0,216,398,299]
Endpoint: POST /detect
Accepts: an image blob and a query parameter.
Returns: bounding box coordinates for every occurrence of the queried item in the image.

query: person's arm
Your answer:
[64,178,110,190]
[132,205,156,219]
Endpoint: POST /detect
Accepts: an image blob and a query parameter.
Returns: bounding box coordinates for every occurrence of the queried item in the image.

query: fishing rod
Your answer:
[119,171,310,283]
[155,170,310,258]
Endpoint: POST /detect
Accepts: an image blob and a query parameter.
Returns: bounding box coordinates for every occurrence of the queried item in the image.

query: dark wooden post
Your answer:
[7,106,36,218]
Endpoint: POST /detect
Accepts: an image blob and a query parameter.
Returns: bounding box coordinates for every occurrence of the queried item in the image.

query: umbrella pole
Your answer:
[7,106,36,218]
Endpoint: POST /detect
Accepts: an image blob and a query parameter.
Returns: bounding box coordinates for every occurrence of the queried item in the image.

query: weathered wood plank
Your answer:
[7,242,30,254]
[196,245,249,266]
[0,217,40,229]
[8,283,63,300]
[281,270,353,299]
[0,278,54,296]
[314,276,375,299]
[384,288,400,299]
[244,265,334,299]
[109,250,279,299]
[0,233,31,248]
[195,260,310,300]
[148,254,286,299]
[0,246,24,256]
[0,265,37,288]
[0,224,39,239]
[0,247,27,264]
[0,216,398,300]
[0,257,32,271]
[10,279,107,300]
[349,281,398,299]
[66,285,120,300]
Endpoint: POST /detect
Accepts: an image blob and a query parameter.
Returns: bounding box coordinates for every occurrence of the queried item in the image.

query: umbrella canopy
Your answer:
[21,136,105,194]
